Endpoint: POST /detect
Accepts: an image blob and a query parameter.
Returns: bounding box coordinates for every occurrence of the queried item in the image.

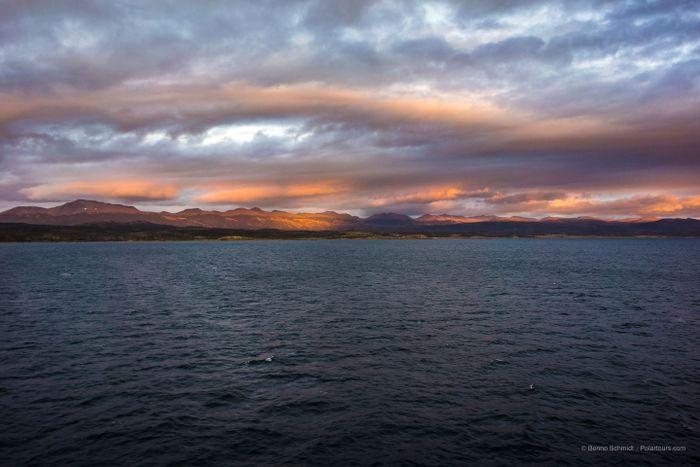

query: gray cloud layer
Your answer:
[1,0,699,216]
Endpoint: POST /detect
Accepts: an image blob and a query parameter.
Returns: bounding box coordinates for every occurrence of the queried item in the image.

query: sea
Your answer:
[1,239,698,466]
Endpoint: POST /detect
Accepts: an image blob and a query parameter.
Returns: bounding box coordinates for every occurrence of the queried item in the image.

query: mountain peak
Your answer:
[50,199,139,215]
[177,208,205,215]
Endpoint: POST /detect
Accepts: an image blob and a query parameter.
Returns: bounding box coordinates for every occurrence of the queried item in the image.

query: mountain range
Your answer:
[1,199,699,236]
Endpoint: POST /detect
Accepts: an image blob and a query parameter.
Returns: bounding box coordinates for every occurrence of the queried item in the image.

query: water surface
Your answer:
[1,239,698,465]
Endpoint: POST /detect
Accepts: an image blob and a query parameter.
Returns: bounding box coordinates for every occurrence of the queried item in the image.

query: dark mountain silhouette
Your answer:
[363,212,415,227]
[1,199,699,238]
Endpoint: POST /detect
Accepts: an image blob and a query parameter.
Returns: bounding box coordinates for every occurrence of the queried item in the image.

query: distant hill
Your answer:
[0,199,360,231]
[0,199,699,238]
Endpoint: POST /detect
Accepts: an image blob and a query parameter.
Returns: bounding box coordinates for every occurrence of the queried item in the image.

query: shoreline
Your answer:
[1,222,699,242]
[1,234,698,244]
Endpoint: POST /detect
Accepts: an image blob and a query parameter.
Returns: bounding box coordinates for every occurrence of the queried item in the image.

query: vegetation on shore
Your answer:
[0,221,699,242]
[0,223,436,242]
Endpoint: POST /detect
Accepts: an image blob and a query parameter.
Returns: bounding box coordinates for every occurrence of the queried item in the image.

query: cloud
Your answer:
[543,194,700,217]
[488,191,565,205]
[472,192,700,218]
[21,181,179,202]
[0,82,510,136]
[0,0,698,216]
[368,186,493,207]
[196,181,348,205]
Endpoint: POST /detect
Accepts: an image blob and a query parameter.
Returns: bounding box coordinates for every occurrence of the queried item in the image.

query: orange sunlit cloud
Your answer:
[21,181,180,202]
[196,181,348,204]
[369,187,492,207]
[493,194,700,218]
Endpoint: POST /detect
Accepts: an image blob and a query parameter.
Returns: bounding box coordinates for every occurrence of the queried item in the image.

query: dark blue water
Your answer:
[1,239,698,466]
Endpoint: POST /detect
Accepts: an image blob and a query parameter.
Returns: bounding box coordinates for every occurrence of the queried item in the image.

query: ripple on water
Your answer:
[0,239,698,465]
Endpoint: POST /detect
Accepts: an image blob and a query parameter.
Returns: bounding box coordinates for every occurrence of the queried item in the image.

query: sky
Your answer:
[1,0,699,218]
